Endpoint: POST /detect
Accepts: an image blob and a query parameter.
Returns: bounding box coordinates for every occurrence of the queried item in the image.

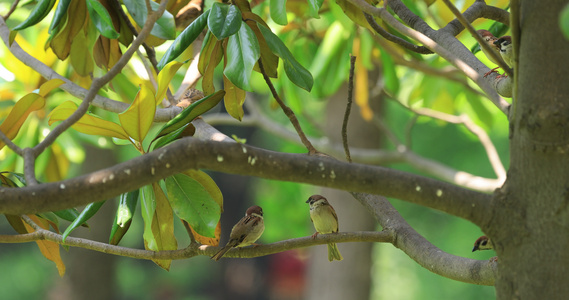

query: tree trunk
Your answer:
[491,1,569,298]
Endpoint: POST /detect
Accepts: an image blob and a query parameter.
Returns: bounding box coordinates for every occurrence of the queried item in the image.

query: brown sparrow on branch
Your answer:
[472,235,493,252]
[494,35,513,67]
[476,30,501,77]
[211,205,265,261]
[306,195,343,261]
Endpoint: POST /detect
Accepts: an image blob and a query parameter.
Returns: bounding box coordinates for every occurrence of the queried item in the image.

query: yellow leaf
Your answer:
[24,215,66,277]
[48,101,130,140]
[200,40,223,95]
[118,84,156,142]
[0,93,45,150]
[38,78,66,97]
[183,169,223,246]
[70,29,94,77]
[354,38,373,121]
[156,61,184,105]
[49,0,87,60]
[223,75,246,121]
[150,183,177,270]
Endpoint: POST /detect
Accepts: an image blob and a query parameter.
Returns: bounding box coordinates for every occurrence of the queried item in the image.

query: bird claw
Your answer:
[490,256,498,262]
[311,232,319,239]
[483,67,500,78]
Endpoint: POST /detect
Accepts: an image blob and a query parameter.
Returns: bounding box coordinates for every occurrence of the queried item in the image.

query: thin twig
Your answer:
[1,0,19,20]
[364,13,433,54]
[343,55,356,163]
[441,0,513,77]
[257,59,318,154]
[0,129,23,155]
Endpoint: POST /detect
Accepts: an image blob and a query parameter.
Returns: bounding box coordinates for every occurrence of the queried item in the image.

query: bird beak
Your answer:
[472,246,478,252]
[305,199,311,204]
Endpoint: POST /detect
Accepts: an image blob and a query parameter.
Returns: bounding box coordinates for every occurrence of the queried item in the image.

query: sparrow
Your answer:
[494,35,513,68]
[476,30,501,65]
[472,235,493,252]
[211,205,265,261]
[306,195,343,261]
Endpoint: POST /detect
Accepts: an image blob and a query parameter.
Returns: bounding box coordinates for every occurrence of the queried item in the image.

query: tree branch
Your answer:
[342,55,356,163]
[352,192,496,285]
[205,100,503,192]
[0,138,492,226]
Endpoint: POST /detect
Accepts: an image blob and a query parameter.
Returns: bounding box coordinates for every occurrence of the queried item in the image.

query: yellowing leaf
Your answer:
[150,183,177,270]
[24,215,66,276]
[223,75,246,121]
[156,61,184,105]
[0,93,45,150]
[183,169,223,246]
[118,84,156,142]
[48,101,130,140]
[38,78,66,97]
[69,29,94,77]
[354,38,373,121]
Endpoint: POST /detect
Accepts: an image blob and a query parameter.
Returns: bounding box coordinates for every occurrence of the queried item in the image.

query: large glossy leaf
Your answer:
[140,184,156,251]
[151,90,225,142]
[152,124,195,150]
[0,93,45,150]
[270,0,288,25]
[61,201,105,242]
[49,0,72,33]
[257,24,313,91]
[70,30,95,76]
[223,75,246,121]
[12,0,57,31]
[123,0,176,40]
[118,84,156,142]
[208,3,242,39]
[24,215,66,276]
[155,61,184,105]
[109,190,139,245]
[48,101,130,140]
[165,173,222,238]
[199,33,223,94]
[224,22,260,92]
[150,183,177,270]
[183,170,223,246]
[242,14,279,78]
[157,10,210,70]
[86,0,120,39]
[48,0,87,60]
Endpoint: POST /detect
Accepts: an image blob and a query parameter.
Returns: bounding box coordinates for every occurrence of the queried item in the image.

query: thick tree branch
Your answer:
[205,101,503,192]
[0,138,492,226]
[352,193,496,285]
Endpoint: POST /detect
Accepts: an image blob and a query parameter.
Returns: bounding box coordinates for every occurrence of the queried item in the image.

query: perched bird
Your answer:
[472,235,493,252]
[494,35,513,67]
[211,205,265,261]
[476,30,501,65]
[306,195,343,261]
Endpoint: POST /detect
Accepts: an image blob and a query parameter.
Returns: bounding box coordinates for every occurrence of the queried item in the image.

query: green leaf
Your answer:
[208,3,243,39]
[150,90,225,143]
[380,48,399,94]
[86,0,120,39]
[140,184,156,249]
[307,0,324,18]
[165,173,221,238]
[12,0,57,31]
[560,3,569,40]
[257,24,313,91]
[49,0,72,33]
[109,190,139,245]
[53,208,85,226]
[224,22,261,91]
[123,0,176,40]
[61,201,105,242]
[118,84,156,142]
[157,10,210,70]
[270,0,288,25]
[152,124,196,150]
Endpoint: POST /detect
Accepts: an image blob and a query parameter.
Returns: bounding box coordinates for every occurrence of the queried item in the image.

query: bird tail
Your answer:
[211,246,231,261]
[327,243,343,261]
